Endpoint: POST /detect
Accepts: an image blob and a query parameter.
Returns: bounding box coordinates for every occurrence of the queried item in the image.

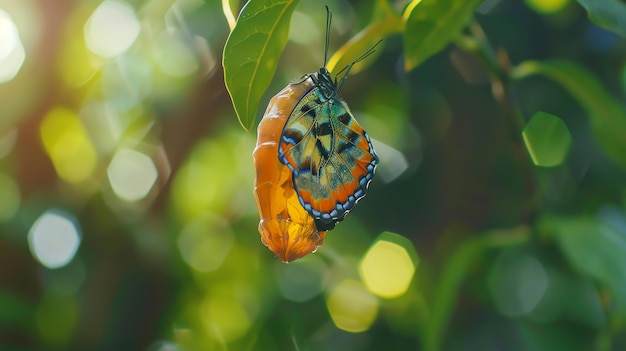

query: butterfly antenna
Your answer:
[323,6,332,68]
[336,39,383,92]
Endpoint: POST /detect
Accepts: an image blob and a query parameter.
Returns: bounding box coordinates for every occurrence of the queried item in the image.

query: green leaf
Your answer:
[402,0,483,71]
[513,60,626,171]
[223,0,300,131]
[424,227,529,351]
[0,289,33,329]
[550,216,626,317]
[577,0,626,37]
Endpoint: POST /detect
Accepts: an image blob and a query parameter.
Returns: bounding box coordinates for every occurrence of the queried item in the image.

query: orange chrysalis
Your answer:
[253,77,327,262]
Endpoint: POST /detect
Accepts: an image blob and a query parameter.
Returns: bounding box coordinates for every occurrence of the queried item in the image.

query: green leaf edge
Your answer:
[403,0,483,71]
[576,0,626,38]
[423,227,529,351]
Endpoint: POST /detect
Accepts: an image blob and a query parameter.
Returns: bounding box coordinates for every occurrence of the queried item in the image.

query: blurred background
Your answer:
[1,0,626,350]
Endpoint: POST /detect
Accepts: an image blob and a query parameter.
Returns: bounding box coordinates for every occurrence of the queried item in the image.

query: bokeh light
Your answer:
[326,279,379,333]
[40,107,97,184]
[289,11,320,45]
[177,214,234,272]
[0,172,20,222]
[0,128,17,158]
[370,139,409,183]
[101,55,152,111]
[155,29,199,78]
[171,134,256,222]
[525,0,570,14]
[150,341,178,351]
[275,255,328,302]
[28,210,81,269]
[488,251,549,317]
[359,232,418,299]
[57,3,101,87]
[79,101,123,152]
[84,0,140,59]
[0,9,25,83]
[201,295,252,342]
[522,111,572,167]
[0,9,18,60]
[107,148,158,202]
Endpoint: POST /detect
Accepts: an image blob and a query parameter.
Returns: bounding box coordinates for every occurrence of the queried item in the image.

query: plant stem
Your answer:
[455,20,541,224]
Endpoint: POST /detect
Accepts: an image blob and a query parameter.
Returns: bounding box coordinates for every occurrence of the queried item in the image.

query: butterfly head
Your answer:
[311,67,338,100]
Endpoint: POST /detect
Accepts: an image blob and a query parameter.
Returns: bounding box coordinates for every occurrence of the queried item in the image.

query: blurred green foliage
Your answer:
[1,0,626,350]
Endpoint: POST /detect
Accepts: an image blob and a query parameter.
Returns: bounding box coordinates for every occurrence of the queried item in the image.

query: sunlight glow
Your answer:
[177,215,234,272]
[40,107,97,184]
[85,0,140,59]
[101,56,152,111]
[326,280,378,333]
[152,341,178,351]
[107,148,158,202]
[28,210,81,269]
[0,9,25,83]
[170,134,256,222]
[155,30,198,77]
[359,232,417,299]
[201,296,251,342]
[0,9,18,60]
[525,0,570,14]
[57,5,102,87]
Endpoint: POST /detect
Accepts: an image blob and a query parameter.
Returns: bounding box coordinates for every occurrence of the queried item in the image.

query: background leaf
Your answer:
[424,228,529,351]
[222,0,300,131]
[402,0,483,71]
[513,60,626,172]
[550,216,626,317]
[577,0,626,37]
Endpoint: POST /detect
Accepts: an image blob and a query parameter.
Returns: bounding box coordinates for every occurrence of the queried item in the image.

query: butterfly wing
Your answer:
[279,88,378,230]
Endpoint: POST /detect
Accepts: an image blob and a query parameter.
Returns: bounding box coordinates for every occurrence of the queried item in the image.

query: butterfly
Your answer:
[278,7,379,232]
[253,7,379,262]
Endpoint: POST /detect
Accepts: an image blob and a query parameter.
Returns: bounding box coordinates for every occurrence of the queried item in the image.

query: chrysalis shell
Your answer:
[253,77,326,263]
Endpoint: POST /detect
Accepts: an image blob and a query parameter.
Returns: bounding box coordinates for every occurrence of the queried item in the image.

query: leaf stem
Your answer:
[455,20,541,224]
